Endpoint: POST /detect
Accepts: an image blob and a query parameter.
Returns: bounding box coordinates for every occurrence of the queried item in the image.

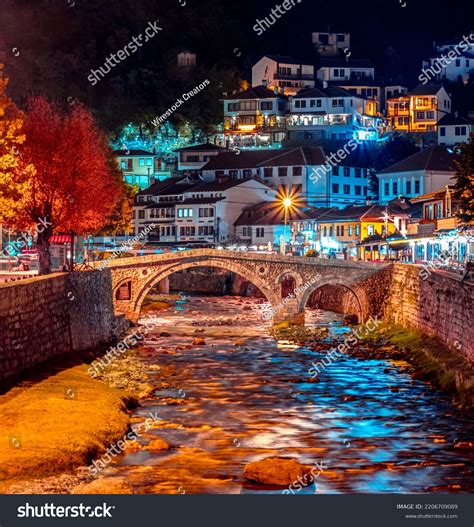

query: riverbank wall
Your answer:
[0,271,128,383]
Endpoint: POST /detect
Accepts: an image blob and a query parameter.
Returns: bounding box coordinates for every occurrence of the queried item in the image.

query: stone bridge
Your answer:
[101,249,392,325]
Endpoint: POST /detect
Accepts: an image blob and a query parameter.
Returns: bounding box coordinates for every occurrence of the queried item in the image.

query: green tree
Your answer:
[453,139,474,225]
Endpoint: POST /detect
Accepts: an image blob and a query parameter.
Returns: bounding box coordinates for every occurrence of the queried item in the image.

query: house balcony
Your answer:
[435,217,459,231]
[274,72,314,81]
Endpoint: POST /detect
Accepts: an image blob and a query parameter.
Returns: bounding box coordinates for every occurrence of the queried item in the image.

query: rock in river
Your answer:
[243,457,312,486]
[73,477,133,494]
[145,438,170,451]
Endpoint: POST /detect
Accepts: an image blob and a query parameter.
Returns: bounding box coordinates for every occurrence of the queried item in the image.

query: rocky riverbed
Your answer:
[73,295,474,494]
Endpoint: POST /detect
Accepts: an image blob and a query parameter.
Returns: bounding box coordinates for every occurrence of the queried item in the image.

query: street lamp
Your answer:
[282,196,293,255]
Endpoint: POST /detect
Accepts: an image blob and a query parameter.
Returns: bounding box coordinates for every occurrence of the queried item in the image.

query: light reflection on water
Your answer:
[110,296,474,494]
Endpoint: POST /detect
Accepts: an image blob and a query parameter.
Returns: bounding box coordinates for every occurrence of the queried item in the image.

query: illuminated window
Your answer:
[146,158,153,166]
[367,224,374,235]
[139,158,145,167]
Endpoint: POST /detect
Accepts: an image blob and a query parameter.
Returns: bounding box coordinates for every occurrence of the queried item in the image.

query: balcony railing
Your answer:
[436,217,459,230]
[274,73,314,81]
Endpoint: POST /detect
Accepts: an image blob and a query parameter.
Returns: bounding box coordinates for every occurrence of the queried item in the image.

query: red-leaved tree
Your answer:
[10,97,123,274]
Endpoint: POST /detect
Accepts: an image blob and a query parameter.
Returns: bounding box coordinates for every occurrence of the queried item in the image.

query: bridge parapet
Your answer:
[99,249,392,325]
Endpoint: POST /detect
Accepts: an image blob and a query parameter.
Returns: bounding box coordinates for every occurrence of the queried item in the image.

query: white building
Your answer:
[421,37,474,83]
[133,177,275,245]
[252,55,315,96]
[312,32,350,56]
[437,114,472,146]
[377,145,458,205]
[222,85,288,148]
[286,85,382,142]
[201,146,373,209]
[316,58,374,83]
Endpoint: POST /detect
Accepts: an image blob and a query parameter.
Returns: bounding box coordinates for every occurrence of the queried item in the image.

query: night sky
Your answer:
[0,0,470,130]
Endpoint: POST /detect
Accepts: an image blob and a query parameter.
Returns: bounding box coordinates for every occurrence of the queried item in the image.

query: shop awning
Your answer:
[49,234,73,244]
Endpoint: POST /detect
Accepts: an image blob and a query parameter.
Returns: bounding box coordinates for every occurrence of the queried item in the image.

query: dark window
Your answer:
[344,167,350,177]
[406,181,412,194]
[278,167,288,177]
[343,184,350,194]
[332,183,339,194]
[440,127,446,137]
[264,167,273,178]
[384,182,389,195]
[138,210,145,219]
[293,166,302,176]
[415,180,420,194]
[332,166,339,176]
[316,100,322,107]
[261,101,272,110]
[355,168,361,178]
[355,185,361,195]
[392,181,398,195]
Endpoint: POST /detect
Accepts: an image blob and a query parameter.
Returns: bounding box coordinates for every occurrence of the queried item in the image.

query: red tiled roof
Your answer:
[202,147,326,171]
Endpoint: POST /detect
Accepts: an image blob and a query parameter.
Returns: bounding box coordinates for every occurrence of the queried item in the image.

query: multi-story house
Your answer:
[312,31,350,56]
[337,81,408,113]
[252,55,315,96]
[174,143,228,173]
[307,147,376,208]
[289,205,397,259]
[133,177,275,245]
[316,58,375,83]
[201,147,327,201]
[286,85,382,142]
[115,149,159,189]
[421,37,474,84]
[222,85,288,148]
[437,114,472,145]
[387,85,451,132]
[133,177,194,241]
[400,186,473,264]
[234,201,308,249]
[377,145,458,205]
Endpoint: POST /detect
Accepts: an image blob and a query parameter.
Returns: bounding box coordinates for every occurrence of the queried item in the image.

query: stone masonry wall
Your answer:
[385,264,474,363]
[0,271,127,383]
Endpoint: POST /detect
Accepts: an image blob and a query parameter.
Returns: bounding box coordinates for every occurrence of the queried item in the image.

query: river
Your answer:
[105,295,474,494]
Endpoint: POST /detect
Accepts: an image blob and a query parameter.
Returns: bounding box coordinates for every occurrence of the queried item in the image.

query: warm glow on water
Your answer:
[108,296,474,494]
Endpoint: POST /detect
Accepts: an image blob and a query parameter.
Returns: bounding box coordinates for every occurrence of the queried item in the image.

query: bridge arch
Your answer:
[298,279,369,323]
[113,258,281,322]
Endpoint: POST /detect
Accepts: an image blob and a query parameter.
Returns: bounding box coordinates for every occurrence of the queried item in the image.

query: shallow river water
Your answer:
[108,295,474,494]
